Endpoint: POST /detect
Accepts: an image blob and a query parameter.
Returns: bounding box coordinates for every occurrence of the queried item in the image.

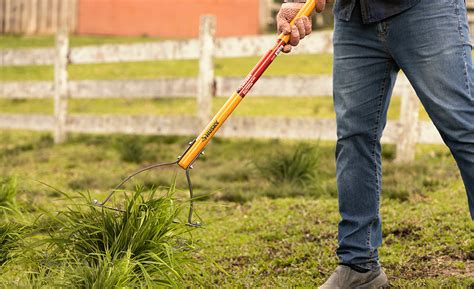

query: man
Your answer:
[277,0,474,287]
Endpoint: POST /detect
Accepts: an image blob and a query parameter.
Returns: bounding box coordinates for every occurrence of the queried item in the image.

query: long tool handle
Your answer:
[178,0,317,169]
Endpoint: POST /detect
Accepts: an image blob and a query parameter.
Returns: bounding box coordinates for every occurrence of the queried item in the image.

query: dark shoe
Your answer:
[318,265,389,289]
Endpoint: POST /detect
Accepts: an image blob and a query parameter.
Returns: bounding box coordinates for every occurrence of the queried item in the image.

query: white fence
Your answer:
[0,16,442,163]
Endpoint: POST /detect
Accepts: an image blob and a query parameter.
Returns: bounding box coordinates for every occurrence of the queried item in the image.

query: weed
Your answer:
[0,134,53,158]
[0,176,18,214]
[44,185,198,287]
[257,144,322,197]
[115,136,145,163]
[0,223,22,266]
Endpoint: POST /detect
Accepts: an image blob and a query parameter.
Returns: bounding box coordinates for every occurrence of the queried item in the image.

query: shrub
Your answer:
[45,185,197,287]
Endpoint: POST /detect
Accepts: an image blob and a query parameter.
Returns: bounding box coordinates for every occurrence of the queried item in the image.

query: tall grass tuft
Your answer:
[0,176,19,215]
[115,136,145,163]
[257,144,322,197]
[0,223,22,266]
[45,184,197,287]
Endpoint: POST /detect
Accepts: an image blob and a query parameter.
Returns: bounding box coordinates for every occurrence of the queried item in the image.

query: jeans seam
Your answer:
[366,60,392,257]
[455,2,471,94]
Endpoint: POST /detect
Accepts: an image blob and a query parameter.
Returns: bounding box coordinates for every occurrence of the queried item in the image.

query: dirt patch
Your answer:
[387,256,474,280]
[219,255,251,268]
[385,225,421,239]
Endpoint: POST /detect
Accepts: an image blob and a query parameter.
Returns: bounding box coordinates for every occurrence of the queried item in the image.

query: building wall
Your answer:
[77,0,260,37]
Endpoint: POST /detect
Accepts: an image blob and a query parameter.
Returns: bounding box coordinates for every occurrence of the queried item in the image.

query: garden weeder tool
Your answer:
[93,0,317,226]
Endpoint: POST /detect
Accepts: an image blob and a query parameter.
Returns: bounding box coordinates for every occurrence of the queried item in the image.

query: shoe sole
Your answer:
[354,271,389,289]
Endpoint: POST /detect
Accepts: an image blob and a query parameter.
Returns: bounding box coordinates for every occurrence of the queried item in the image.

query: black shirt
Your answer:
[333,0,421,23]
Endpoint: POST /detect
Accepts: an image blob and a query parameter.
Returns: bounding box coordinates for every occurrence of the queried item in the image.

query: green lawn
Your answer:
[0,96,431,120]
[0,34,167,49]
[0,131,472,287]
[0,54,333,82]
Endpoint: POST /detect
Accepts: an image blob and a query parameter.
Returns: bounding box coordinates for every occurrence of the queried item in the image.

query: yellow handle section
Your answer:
[178,0,317,170]
[278,0,317,44]
[178,92,243,169]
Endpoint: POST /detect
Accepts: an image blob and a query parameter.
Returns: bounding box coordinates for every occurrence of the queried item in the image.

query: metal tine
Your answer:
[185,168,201,227]
[91,159,201,228]
[92,160,179,211]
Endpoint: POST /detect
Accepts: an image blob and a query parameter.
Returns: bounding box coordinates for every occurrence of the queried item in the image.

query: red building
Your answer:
[77,0,262,37]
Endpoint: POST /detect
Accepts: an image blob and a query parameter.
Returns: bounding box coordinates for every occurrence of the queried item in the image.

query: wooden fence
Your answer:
[0,0,77,34]
[0,16,443,163]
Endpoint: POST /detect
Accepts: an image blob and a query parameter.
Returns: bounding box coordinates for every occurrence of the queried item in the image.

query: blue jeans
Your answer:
[333,0,474,269]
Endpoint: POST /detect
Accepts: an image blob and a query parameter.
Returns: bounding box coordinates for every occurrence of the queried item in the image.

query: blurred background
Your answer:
[0,0,335,36]
[0,1,473,287]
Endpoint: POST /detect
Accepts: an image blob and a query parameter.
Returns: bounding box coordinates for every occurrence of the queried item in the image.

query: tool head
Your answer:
[92,142,204,227]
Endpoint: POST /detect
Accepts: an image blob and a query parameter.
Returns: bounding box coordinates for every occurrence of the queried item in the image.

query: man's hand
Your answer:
[276,1,326,53]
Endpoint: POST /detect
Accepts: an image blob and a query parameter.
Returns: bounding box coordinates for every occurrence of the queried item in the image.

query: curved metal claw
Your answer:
[92,139,204,227]
[185,168,201,227]
[92,160,179,210]
[91,158,202,227]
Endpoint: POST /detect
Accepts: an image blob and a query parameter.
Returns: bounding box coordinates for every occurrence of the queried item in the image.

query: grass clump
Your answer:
[43,185,197,288]
[0,223,23,266]
[258,144,322,198]
[0,176,19,215]
[115,136,146,163]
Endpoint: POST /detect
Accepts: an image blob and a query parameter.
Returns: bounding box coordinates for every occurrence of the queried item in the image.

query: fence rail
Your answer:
[0,16,444,163]
[1,31,333,66]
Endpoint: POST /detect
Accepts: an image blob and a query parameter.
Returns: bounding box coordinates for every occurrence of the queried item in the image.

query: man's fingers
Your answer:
[295,18,306,40]
[302,16,312,36]
[283,44,292,53]
[277,12,292,34]
[316,0,326,13]
[289,25,300,46]
[278,21,291,35]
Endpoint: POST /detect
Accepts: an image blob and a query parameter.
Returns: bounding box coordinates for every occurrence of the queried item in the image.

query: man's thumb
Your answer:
[281,22,291,34]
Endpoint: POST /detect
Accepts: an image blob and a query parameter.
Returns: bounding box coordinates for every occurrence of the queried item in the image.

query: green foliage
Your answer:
[0,176,18,214]
[257,144,322,197]
[0,134,53,158]
[0,34,164,49]
[0,223,22,266]
[44,185,196,288]
[382,159,451,202]
[115,136,146,163]
[0,130,472,287]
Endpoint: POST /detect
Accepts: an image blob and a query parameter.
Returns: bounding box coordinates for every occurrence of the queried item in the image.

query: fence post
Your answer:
[197,15,216,124]
[54,28,69,144]
[395,80,420,163]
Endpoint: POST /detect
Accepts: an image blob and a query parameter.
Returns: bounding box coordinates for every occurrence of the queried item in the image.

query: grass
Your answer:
[1,185,199,288]
[0,54,333,82]
[0,223,23,266]
[0,176,19,215]
[0,96,431,121]
[0,34,167,49]
[257,144,323,198]
[0,130,472,286]
[115,136,146,163]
